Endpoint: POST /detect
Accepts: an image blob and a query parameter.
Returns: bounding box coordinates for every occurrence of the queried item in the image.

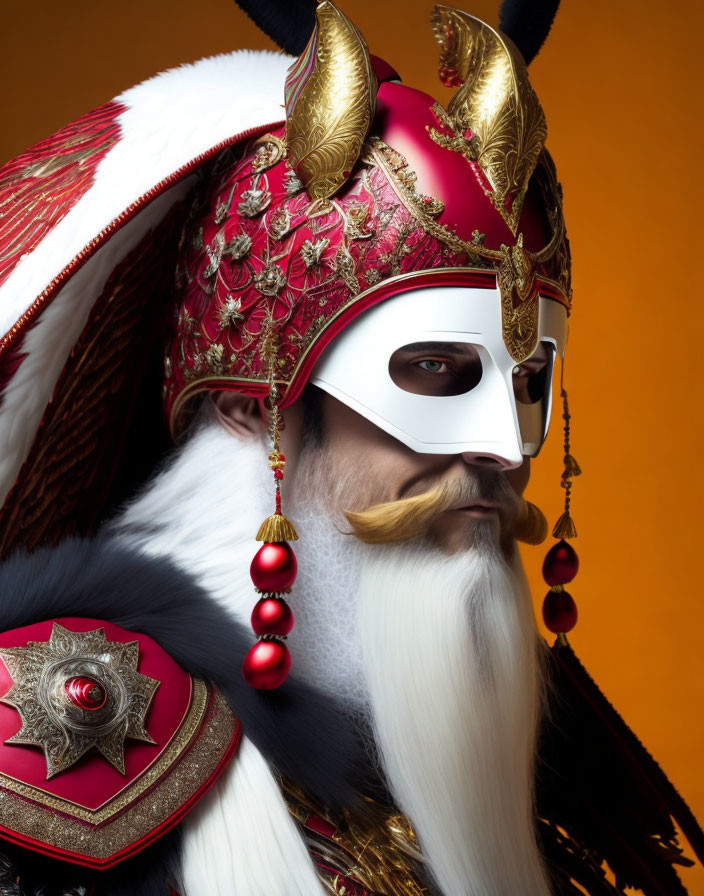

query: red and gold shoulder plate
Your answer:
[0,617,240,869]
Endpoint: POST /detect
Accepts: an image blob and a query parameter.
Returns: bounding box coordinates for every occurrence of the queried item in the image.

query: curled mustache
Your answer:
[344,476,547,545]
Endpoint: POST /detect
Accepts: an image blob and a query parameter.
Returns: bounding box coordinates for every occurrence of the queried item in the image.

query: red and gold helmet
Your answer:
[0,1,570,562]
[165,3,571,435]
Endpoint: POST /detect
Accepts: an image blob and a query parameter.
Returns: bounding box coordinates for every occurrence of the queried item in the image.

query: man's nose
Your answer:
[461,451,523,471]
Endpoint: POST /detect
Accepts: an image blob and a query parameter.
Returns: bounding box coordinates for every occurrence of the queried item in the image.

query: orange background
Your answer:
[2,1,703,891]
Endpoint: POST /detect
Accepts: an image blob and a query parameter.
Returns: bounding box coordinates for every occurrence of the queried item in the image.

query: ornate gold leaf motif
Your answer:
[496,235,539,362]
[430,5,547,234]
[285,1,378,201]
[284,778,429,896]
[0,625,159,779]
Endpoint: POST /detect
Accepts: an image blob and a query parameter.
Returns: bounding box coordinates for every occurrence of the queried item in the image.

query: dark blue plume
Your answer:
[499,0,561,65]
[234,0,317,56]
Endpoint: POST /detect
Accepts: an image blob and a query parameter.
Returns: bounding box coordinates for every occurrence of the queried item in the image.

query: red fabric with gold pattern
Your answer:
[165,80,570,433]
[0,102,124,290]
[0,617,240,868]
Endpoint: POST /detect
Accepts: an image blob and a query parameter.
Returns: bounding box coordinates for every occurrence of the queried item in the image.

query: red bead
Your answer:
[542,539,579,586]
[273,469,284,480]
[542,589,578,634]
[65,676,107,711]
[250,542,298,592]
[242,640,291,689]
[251,597,294,636]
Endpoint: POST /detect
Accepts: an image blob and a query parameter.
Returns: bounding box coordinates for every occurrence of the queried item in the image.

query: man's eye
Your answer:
[512,360,550,404]
[389,342,483,396]
[415,359,450,374]
[513,361,546,377]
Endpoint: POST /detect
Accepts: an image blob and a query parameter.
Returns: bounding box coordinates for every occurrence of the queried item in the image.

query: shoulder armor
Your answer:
[0,617,240,868]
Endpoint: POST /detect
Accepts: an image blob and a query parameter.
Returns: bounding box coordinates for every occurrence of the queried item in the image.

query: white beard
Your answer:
[113,410,550,895]
[357,541,551,896]
[282,499,369,707]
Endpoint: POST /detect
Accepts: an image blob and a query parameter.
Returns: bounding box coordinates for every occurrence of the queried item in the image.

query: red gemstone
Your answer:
[542,589,578,634]
[65,676,107,711]
[251,597,294,636]
[542,539,579,586]
[250,542,298,592]
[273,469,284,480]
[242,640,291,689]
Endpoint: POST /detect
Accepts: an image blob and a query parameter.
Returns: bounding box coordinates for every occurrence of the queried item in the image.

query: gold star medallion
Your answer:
[0,624,159,779]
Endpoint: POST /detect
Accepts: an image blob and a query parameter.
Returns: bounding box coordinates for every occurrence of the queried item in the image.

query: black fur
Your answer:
[0,537,374,812]
[0,828,181,896]
[235,0,562,67]
[234,0,316,56]
[499,0,561,65]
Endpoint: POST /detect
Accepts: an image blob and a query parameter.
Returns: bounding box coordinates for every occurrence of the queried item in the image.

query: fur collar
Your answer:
[0,535,373,814]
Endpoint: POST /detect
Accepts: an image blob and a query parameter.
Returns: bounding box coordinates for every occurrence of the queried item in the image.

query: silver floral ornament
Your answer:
[254,263,287,297]
[218,296,245,328]
[224,233,252,261]
[300,238,330,269]
[238,189,271,218]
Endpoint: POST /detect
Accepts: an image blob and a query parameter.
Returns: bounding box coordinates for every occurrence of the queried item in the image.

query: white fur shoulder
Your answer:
[180,736,326,896]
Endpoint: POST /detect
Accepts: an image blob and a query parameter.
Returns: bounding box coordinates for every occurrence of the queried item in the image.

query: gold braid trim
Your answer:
[283,779,429,896]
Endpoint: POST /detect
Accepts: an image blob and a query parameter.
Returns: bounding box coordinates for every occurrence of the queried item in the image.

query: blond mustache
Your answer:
[344,479,547,546]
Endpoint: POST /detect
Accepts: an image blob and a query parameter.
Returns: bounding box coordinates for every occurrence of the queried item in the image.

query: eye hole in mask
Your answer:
[513,342,556,457]
[512,342,555,406]
[388,342,483,396]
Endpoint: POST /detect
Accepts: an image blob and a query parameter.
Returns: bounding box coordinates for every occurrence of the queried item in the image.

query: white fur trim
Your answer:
[115,414,270,629]
[0,49,290,507]
[358,545,550,895]
[0,50,289,333]
[180,736,326,896]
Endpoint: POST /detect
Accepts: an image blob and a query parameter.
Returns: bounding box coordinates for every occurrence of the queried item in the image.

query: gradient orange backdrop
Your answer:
[2,1,703,891]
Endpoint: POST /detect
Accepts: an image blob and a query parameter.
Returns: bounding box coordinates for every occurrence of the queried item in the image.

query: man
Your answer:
[0,1,700,894]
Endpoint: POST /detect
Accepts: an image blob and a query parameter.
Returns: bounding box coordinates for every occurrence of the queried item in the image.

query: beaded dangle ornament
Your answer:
[541,380,581,646]
[242,319,299,689]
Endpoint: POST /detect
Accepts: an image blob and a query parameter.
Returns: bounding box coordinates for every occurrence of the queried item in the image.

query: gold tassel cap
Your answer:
[256,514,299,543]
[552,510,577,540]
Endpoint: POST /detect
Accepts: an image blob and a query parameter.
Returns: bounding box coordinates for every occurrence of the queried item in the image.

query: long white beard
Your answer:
[357,541,551,896]
[114,411,550,895]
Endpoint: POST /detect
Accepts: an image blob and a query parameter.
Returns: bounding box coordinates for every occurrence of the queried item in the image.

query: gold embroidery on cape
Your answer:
[429,6,547,236]
[285,1,378,201]
[284,780,429,896]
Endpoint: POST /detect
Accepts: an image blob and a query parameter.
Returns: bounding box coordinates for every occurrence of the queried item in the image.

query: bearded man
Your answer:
[0,1,701,895]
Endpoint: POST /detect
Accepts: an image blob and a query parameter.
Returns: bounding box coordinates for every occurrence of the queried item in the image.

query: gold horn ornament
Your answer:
[429,5,547,236]
[285,1,378,202]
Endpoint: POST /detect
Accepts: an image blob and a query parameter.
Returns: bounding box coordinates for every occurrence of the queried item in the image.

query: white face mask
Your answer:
[311,285,568,467]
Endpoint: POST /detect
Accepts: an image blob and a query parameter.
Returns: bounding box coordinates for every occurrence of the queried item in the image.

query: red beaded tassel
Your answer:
[542,382,581,646]
[242,318,299,689]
